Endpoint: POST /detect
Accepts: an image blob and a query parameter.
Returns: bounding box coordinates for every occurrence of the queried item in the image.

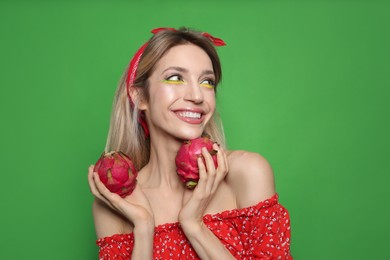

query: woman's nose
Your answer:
[184,81,204,104]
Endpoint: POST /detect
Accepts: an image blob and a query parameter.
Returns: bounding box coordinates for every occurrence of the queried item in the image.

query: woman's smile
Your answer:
[173,109,205,124]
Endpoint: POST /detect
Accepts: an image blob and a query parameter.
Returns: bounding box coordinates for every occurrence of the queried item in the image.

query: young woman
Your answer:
[88,27,292,259]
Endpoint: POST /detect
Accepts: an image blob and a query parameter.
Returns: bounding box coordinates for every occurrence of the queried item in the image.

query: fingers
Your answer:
[88,165,100,196]
[196,145,228,195]
[195,155,208,195]
[88,166,119,210]
[201,147,217,193]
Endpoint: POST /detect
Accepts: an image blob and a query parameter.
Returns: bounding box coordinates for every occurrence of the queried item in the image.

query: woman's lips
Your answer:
[174,110,205,124]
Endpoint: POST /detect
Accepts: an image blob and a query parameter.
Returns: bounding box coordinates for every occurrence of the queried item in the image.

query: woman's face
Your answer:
[141,43,216,141]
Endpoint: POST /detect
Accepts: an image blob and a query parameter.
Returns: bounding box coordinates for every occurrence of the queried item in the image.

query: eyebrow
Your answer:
[202,69,215,76]
[161,66,215,76]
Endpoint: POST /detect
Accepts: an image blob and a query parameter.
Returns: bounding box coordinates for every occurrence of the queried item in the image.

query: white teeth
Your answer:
[178,111,201,119]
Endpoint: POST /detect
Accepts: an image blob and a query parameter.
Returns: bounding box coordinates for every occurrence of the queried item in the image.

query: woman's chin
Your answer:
[175,129,204,141]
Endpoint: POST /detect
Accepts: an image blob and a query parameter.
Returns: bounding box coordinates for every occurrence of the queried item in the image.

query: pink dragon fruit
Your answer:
[94,151,138,197]
[175,134,218,189]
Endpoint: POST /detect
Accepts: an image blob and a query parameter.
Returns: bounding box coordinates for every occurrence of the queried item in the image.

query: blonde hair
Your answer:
[105,28,226,169]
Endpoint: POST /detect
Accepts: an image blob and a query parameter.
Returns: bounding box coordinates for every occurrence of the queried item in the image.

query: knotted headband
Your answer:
[126,27,226,138]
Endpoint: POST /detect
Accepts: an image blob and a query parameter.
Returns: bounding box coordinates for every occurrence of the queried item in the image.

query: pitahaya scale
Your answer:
[94,151,138,197]
[175,134,218,189]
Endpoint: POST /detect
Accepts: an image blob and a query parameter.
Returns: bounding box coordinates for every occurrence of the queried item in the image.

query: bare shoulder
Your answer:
[226,150,276,208]
[92,199,130,239]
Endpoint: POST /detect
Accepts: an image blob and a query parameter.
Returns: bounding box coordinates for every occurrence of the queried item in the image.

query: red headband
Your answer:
[126,28,226,138]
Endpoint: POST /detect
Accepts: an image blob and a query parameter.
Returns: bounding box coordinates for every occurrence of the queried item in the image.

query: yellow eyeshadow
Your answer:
[162,79,215,88]
[162,79,184,84]
[200,83,215,89]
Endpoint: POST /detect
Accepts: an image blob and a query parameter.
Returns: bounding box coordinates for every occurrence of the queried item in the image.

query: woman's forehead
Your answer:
[154,44,213,73]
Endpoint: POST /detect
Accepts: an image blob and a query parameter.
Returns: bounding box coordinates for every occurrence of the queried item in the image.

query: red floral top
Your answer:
[96,194,292,259]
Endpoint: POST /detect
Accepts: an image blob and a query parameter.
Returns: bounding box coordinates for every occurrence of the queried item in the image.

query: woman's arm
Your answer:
[178,144,236,260]
[226,150,276,208]
[92,199,126,239]
[88,166,155,259]
[180,222,236,259]
[226,151,292,259]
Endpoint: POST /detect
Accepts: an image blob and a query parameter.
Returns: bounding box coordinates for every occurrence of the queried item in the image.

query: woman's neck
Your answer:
[138,134,183,189]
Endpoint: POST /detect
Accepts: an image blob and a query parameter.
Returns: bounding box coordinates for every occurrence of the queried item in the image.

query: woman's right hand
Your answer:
[87,165,155,231]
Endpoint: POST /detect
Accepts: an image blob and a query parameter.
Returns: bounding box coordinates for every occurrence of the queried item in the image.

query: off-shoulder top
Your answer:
[96,193,292,259]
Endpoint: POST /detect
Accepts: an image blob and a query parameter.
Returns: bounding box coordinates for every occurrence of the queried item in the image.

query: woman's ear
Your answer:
[129,87,147,110]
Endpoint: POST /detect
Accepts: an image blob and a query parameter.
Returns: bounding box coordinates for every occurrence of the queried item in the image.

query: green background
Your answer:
[1,0,389,259]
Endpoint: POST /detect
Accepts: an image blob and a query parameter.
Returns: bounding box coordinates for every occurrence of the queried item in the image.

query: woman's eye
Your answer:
[163,75,184,84]
[200,79,216,89]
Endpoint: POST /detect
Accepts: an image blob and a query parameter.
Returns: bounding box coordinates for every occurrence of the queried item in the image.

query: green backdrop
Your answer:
[1,0,389,259]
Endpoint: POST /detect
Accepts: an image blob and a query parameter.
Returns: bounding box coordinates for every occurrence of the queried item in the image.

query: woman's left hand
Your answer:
[178,143,229,230]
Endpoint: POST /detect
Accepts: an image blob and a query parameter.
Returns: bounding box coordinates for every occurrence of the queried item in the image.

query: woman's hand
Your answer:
[89,166,155,258]
[178,144,235,260]
[178,143,228,230]
[88,166,155,231]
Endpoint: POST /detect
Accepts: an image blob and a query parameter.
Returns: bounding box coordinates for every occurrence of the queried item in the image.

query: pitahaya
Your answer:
[175,134,218,189]
[94,151,138,197]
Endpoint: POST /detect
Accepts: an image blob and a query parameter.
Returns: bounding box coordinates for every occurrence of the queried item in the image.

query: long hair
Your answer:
[105,28,226,170]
